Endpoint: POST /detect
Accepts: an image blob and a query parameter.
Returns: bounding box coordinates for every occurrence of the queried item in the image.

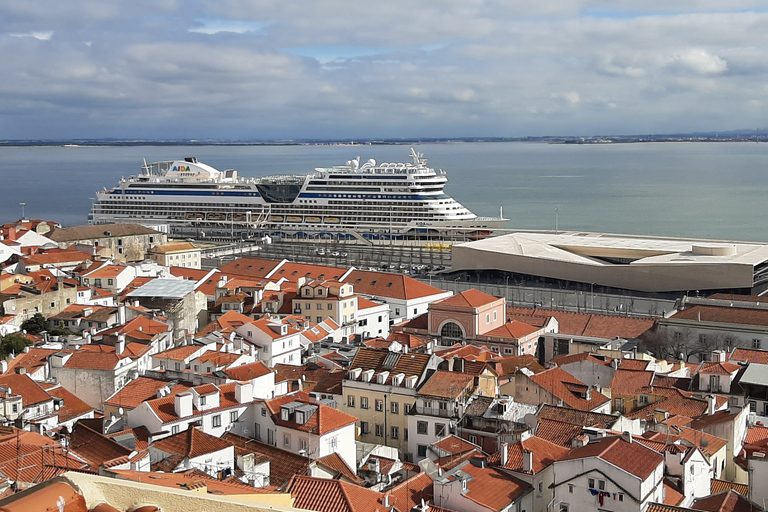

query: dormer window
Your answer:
[305,289,311,296]
[318,289,323,296]
[296,411,305,424]
[281,408,290,421]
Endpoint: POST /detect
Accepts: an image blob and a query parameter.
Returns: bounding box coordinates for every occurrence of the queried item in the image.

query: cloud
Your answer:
[0,2,767,138]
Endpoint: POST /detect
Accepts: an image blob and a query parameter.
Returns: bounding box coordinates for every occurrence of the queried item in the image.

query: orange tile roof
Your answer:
[105,377,189,410]
[698,361,741,375]
[610,369,655,396]
[483,321,539,339]
[0,373,53,407]
[562,435,663,479]
[146,382,240,424]
[436,288,499,309]
[265,394,357,435]
[537,404,617,429]
[673,305,768,328]
[456,459,532,511]
[344,269,447,300]
[222,432,310,487]
[730,348,768,364]
[529,366,610,411]
[710,478,749,496]
[288,475,388,512]
[692,489,759,512]
[663,478,685,506]
[41,384,94,421]
[70,423,133,468]
[217,257,283,279]
[316,452,363,483]
[489,436,569,473]
[618,358,652,370]
[223,361,272,381]
[5,347,66,376]
[110,468,279,496]
[745,425,768,444]
[197,309,258,336]
[0,428,91,484]
[150,427,232,461]
[506,306,654,339]
[63,346,129,371]
[534,418,584,447]
[417,371,475,399]
[387,472,433,512]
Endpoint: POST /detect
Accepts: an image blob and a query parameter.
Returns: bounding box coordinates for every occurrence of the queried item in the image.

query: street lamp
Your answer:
[555,208,559,235]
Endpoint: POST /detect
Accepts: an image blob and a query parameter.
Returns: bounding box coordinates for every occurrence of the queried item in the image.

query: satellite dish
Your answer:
[524,413,538,430]
[118,407,124,415]
[700,438,709,448]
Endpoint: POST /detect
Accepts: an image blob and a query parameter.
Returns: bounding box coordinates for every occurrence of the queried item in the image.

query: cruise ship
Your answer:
[88,148,508,239]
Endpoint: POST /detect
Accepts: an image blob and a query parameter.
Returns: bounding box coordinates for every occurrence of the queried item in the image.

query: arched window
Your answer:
[441,322,464,340]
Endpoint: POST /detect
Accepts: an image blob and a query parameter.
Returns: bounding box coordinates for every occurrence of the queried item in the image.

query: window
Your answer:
[418,445,427,457]
[360,397,369,409]
[306,303,311,309]
[754,339,761,349]
[299,437,308,452]
[200,395,207,406]
[639,394,649,405]
[391,401,399,414]
[598,480,606,491]
[470,435,477,444]
[284,433,291,446]
[404,428,409,441]
[559,505,569,512]
[441,322,463,339]
[11,404,18,414]
[107,279,114,286]
[417,421,428,435]
[395,308,401,316]
[212,415,221,427]
[588,478,596,489]
[347,395,355,408]
[538,482,543,493]
[568,484,574,493]
[619,493,624,502]
[435,423,446,437]
[50,302,55,308]
[493,310,497,321]
[360,421,370,434]
[261,407,267,417]
[317,304,322,310]
[391,426,399,439]
[375,399,384,412]
[375,424,384,437]
[175,362,181,371]
[230,410,239,422]
[171,425,179,435]
[327,303,333,310]
[194,365,199,372]
[486,313,490,324]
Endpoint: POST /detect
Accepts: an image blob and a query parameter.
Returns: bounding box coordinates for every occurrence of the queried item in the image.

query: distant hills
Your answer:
[0,130,766,146]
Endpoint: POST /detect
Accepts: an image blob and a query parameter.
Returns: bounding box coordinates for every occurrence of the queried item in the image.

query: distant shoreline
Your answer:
[0,135,765,147]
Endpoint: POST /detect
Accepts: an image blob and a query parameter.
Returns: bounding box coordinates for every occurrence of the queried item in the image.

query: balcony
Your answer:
[412,405,460,418]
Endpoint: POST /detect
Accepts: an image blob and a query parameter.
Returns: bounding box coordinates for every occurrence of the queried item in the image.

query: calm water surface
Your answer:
[2,142,767,242]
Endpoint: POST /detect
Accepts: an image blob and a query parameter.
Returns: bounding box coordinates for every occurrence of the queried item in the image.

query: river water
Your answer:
[2,141,767,242]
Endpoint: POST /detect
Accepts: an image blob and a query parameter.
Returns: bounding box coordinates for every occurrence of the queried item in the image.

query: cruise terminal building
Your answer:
[451,231,768,295]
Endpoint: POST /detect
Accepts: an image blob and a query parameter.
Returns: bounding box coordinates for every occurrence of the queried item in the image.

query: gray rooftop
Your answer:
[126,278,197,299]
[739,363,768,387]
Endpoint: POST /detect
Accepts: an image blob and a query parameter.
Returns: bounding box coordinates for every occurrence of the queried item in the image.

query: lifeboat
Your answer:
[186,212,203,220]
[207,212,226,221]
[286,216,303,223]
[324,217,340,224]
[306,216,321,223]
[268,215,284,222]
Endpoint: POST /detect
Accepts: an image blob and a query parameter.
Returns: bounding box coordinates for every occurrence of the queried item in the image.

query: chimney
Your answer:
[522,449,533,472]
[500,442,509,466]
[707,394,717,415]
[621,431,633,444]
[116,333,126,355]
[235,382,253,404]
[90,326,96,336]
[585,386,592,401]
[174,392,193,418]
[712,350,725,362]
[15,367,26,375]
[118,304,126,325]
[383,495,390,508]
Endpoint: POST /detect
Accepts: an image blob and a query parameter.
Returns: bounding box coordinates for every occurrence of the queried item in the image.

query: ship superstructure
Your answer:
[89,149,507,239]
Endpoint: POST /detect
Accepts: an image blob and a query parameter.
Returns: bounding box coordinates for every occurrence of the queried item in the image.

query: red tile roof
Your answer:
[418,371,475,399]
[222,432,310,487]
[265,394,357,435]
[710,479,749,496]
[730,348,768,365]
[489,436,569,474]
[506,306,654,339]
[692,489,760,512]
[610,369,655,396]
[456,459,532,511]
[345,269,448,300]
[562,435,663,479]
[316,452,363,483]
[70,423,132,468]
[536,404,616,429]
[483,321,539,339]
[698,361,741,375]
[534,419,584,447]
[150,427,232,466]
[41,383,94,421]
[387,472,433,512]
[0,373,53,407]
[288,476,388,512]
[674,305,768,328]
[223,361,272,381]
[529,366,610,411]
[104,377,189,410]
[436,288,500,309]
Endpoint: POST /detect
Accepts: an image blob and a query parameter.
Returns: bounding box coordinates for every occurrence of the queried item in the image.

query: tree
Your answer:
[0,333,32,358]
[20,313,47,335]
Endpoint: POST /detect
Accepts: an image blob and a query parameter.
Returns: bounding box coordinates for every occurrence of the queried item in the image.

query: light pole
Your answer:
[555,208,559,235]
[19,202,26,221]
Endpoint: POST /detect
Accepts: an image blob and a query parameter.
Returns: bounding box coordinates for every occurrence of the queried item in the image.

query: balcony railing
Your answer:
[412,405,460,418]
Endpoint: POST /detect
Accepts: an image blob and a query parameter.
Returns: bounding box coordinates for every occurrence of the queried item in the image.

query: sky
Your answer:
[1,1,768,140]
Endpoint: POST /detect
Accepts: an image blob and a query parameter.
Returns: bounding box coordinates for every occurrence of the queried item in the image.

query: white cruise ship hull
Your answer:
[89,152,508,239]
